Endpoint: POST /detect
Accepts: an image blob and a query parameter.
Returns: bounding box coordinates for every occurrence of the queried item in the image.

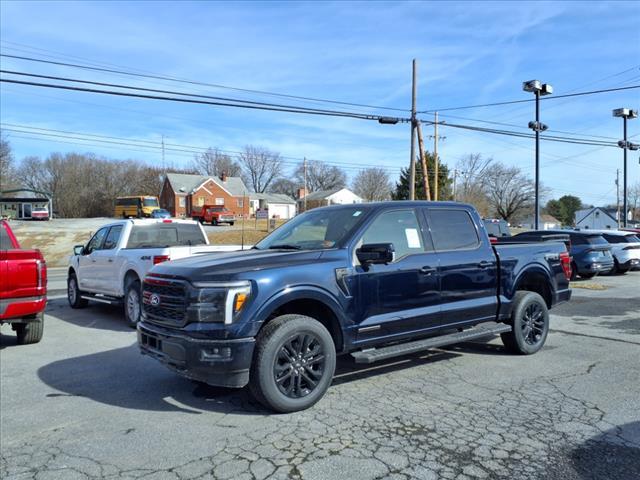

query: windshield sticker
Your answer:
[405,228,421,248]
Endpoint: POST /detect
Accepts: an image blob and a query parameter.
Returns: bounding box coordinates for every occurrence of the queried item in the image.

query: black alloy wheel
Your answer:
[273,333,326,399]
[520,302,545,346]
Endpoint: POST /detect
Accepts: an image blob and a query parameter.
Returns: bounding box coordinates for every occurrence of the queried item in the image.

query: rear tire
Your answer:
[124,279,142,328]
[501,291,549,355]
[249,314,336,413]
[68,273,88,308]
[15,313,44,345]
[229,222,235,226]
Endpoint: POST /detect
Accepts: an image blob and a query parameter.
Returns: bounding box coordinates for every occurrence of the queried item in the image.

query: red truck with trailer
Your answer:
[0,220,47,344]
[191,205,236,226]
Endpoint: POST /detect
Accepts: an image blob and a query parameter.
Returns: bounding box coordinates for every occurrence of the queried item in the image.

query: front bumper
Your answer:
[619,258,640,270]
[137,321,255,388]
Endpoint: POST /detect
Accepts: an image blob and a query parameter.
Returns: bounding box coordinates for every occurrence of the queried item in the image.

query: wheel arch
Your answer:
[256,288,346,353]
[513,266,553,308]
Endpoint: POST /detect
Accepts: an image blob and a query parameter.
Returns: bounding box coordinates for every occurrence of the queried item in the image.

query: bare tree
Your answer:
[484,162,535,222]
[238,146,283,193]
[628,181,640,221]
[0,132,16,190]
[351,168,392,201]
[192,148,242,177]
[453,154,494,216]
[268,177,298,199]
[294,159,347,192]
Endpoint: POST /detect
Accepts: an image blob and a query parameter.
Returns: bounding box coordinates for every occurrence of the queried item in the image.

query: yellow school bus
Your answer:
[114,196,160,218]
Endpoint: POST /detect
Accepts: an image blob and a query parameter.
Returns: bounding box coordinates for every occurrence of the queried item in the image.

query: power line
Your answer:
[418,85,640,113]
[0,52,409,113]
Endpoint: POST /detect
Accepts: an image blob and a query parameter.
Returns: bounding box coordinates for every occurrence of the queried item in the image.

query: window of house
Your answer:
[179,197,185,207]
[237,199,244,208]
[197,197,205,207]
[215,198,224,205]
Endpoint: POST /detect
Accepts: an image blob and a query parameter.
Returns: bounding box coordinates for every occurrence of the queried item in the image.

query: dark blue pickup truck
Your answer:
[138,201,572,412]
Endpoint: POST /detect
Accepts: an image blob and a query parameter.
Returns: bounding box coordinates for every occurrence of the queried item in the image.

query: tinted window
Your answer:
[570,234,587,245]
[126,224,206,248]
[429,209,479,250]
[585,235,608,245]
[103,225,123,250]
[602,234,624,244]
[86,227,109,253]
[360,209,425,259]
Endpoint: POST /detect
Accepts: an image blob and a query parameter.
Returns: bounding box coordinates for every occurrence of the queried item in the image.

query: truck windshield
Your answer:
[126,224,206,248]
[255,207,368,250]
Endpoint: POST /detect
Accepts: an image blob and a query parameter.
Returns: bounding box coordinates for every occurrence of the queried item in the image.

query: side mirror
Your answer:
[356,243,395,268]
[73,245,85,255]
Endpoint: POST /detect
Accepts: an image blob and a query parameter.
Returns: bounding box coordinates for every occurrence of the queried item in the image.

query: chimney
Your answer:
[220,171,227,182]
[297,187,307,199]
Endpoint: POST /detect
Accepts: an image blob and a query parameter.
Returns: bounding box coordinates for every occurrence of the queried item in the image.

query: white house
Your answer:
[298,188,363,212]
[575,207,632,230]
[521,214,561,230]
[249,193,297,219]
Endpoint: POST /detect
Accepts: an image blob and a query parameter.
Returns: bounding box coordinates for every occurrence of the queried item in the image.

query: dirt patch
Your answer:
[570,282,608,291]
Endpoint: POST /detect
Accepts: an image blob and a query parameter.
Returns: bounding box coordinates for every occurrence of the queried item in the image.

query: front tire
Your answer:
[124,280,142,328]
[68,274,88,308]
[501,291,549,355]
[15,313,44,345]
[249,315,336,413]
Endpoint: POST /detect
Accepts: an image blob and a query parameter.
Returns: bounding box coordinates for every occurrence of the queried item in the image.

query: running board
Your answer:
[80,295,121,305]
[351,322,512,364]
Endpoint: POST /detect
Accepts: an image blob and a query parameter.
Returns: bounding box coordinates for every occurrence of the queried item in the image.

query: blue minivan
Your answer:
[515,230,614,279]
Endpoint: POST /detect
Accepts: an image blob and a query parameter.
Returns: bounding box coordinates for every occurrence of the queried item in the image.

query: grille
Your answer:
[143,279,188,327]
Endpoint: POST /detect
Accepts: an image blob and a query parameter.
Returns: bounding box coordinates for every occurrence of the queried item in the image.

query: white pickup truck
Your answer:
[67,218,245,326]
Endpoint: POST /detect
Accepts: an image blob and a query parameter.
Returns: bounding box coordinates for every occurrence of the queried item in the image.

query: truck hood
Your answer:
[147,248,325,282]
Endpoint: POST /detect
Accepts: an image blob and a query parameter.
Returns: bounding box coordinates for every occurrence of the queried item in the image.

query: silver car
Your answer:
[590,230,640,273]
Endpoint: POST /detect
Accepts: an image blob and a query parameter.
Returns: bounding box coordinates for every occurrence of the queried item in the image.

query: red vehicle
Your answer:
[191,205,236,226]
[0,220,47,344]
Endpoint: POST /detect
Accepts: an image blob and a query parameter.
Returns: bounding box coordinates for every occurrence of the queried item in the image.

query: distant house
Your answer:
[249,193,297,219]
[575,207,633,230]
[160,173,249,218]
[521,214,561,230]
[0,188,52,220]
[298,188,363,212]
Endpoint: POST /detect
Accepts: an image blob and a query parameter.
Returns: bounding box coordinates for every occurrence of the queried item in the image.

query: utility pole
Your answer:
[452,168,458,201]
[433,112,439,201]
[409,59,417,201]
[416,122,431,201]
[616,169,621,228]
[303,157,307,212]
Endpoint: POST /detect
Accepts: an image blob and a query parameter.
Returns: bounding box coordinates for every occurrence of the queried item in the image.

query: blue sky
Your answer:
[1,0,639,206]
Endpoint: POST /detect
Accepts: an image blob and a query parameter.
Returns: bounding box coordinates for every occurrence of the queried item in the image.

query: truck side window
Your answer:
[86,227,109,254]
[360,209,425,260]
[429,209,479,251]
[102,225,123,250]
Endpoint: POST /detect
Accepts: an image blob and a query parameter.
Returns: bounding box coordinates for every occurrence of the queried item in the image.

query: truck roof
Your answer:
[308,200,472,212]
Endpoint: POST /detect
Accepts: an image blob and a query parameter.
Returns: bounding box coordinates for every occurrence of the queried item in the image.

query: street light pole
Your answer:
[523,80,552,231]
[613,108,638,228]
[534,90,540,230]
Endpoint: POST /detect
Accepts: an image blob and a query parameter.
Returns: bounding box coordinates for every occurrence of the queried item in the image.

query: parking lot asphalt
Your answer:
[1,274,639,480]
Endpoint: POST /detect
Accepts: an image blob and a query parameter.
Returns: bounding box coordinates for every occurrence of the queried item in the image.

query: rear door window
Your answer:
[103,225,123,250]
[428,209,480,251]
[126,223,206,248]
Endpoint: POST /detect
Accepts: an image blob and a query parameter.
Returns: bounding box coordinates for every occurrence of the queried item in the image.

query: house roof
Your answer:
[165,173,248,197]
[524,214,560,224]
[575,207,617,225]
[301,188,347,202]
[250,192,296,204]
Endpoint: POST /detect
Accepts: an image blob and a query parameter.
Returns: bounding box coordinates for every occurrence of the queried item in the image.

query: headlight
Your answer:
[190,281,251,324]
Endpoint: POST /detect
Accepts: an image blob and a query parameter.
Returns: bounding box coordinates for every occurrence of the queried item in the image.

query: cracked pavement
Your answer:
[2,274,639,479]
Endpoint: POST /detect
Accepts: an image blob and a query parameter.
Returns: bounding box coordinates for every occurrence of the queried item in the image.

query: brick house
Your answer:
[160,173,250,218]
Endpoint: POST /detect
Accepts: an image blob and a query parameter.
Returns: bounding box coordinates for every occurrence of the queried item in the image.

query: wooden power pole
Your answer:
[433,112,439,201]
[416,122,431,201]
[409,59,417,201]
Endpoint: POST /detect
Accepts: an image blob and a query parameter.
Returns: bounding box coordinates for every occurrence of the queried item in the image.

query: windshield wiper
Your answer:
[268,244,302,250]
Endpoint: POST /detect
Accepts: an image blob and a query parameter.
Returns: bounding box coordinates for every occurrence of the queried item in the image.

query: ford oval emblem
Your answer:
[150,294,160,306]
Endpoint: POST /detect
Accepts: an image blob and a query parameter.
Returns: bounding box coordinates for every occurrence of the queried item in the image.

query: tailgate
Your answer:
[0,250,46,299]
[166,245,246,260]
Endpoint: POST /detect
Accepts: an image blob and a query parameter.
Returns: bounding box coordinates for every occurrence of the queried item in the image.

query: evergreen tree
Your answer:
[392,152,452,200]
